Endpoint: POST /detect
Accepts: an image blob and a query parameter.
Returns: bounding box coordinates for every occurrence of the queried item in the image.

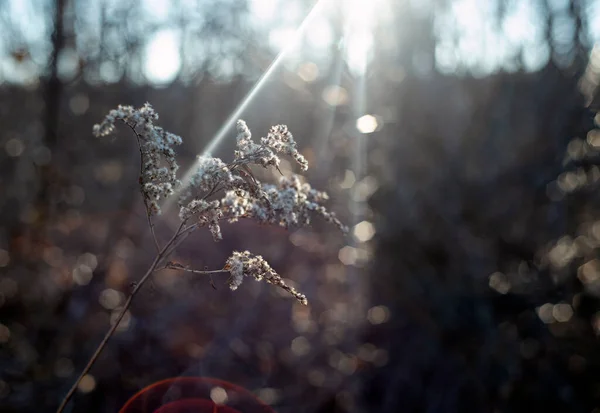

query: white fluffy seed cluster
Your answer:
[179,120,344,234]
[93,103,182,215]
[221,175,348,234]
[225,250,308,305]
[234,120,308,171]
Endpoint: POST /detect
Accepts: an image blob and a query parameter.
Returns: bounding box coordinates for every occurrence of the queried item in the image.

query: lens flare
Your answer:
[120,377,274,413]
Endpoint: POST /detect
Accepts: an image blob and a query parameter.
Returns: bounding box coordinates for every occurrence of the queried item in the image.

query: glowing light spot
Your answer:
[322,85,348,106]
[353,220,375,242]
[356,115,378,133]
[144,30,181,84]
[78,253,98,271]
[291,336,311,356]
[578,259,600,284]
[69,93,89,115]
[255,388,280,405]
[99,61,121,83]
[307,369,325,387]
[352,176,379,202]
[339,170,356,189]
[567,138,586,160]
[72,264,93,286]
[357,343,377,362]
[210,386,228,404]
[338,246,357,266]
[330,352,357,375]
[553,303,574,323]
[588,130,600,148]
[591,221,600,241]
[488,272,510,294]
[78,374,96,393]
[5,138,24,157]
[367,305,390,324]
[99,288,124,310]
[536,303,555,324]
[548,237,576,269]
[297,61,319,82]
[110,308,132,332]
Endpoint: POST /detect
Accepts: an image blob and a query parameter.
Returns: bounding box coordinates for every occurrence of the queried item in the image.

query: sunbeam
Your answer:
[345,0,374,223]
[342,0,376,324]
[314,40,345,176]
[169,0,327,209]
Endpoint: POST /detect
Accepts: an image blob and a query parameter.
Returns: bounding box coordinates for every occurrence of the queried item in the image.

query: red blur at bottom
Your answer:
[119,377,275,413]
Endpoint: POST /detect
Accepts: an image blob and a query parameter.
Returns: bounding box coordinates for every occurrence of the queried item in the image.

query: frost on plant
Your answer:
[93,103,182,215]
[94,104,345,305]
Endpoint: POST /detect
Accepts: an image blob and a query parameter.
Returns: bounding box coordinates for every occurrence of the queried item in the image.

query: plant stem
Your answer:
[145,203,161,253]
[165,264,228,275]
[56,221,185,413]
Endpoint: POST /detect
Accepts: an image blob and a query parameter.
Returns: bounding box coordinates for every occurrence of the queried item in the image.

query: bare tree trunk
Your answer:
[34,0,66,239]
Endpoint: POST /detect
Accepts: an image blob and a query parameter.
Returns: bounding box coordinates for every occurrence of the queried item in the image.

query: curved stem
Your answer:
[56,221,185,413]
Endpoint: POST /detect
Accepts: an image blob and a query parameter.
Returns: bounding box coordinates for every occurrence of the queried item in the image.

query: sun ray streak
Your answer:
[164,0,328,216]
[315,41,345,176]
[343,0,372,322]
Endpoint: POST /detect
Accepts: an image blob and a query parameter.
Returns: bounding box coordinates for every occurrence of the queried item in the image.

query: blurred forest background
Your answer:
[2,0,600,412]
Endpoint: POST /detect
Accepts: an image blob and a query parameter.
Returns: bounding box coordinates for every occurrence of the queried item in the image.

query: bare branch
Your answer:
[56,221,185,413]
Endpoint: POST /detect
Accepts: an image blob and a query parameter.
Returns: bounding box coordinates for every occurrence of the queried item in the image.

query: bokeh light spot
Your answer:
[77,374,96,393]
[367,305,390,324]
[356,115,378,134]
[353,220,375,242]
[210,386,228,404]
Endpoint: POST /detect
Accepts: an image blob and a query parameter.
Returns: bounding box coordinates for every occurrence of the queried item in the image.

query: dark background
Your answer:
[2,0,600,412]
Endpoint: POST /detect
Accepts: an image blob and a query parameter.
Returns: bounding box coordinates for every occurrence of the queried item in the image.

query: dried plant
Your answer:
[56,103,346,412]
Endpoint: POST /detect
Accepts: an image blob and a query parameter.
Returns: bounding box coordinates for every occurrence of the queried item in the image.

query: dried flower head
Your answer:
[225,250,308,305]
[94,106,345,305]
[221,174,348,233]
[93,103,182,215]
[234,119,308,171]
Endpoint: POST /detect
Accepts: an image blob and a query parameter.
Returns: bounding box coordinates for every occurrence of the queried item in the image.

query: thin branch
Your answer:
[161,222,198,260]
[56,221,185,413]
[165,263,229,275]
[201,181,222,201]
[145,207,161,254]
[165,262,225,290]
